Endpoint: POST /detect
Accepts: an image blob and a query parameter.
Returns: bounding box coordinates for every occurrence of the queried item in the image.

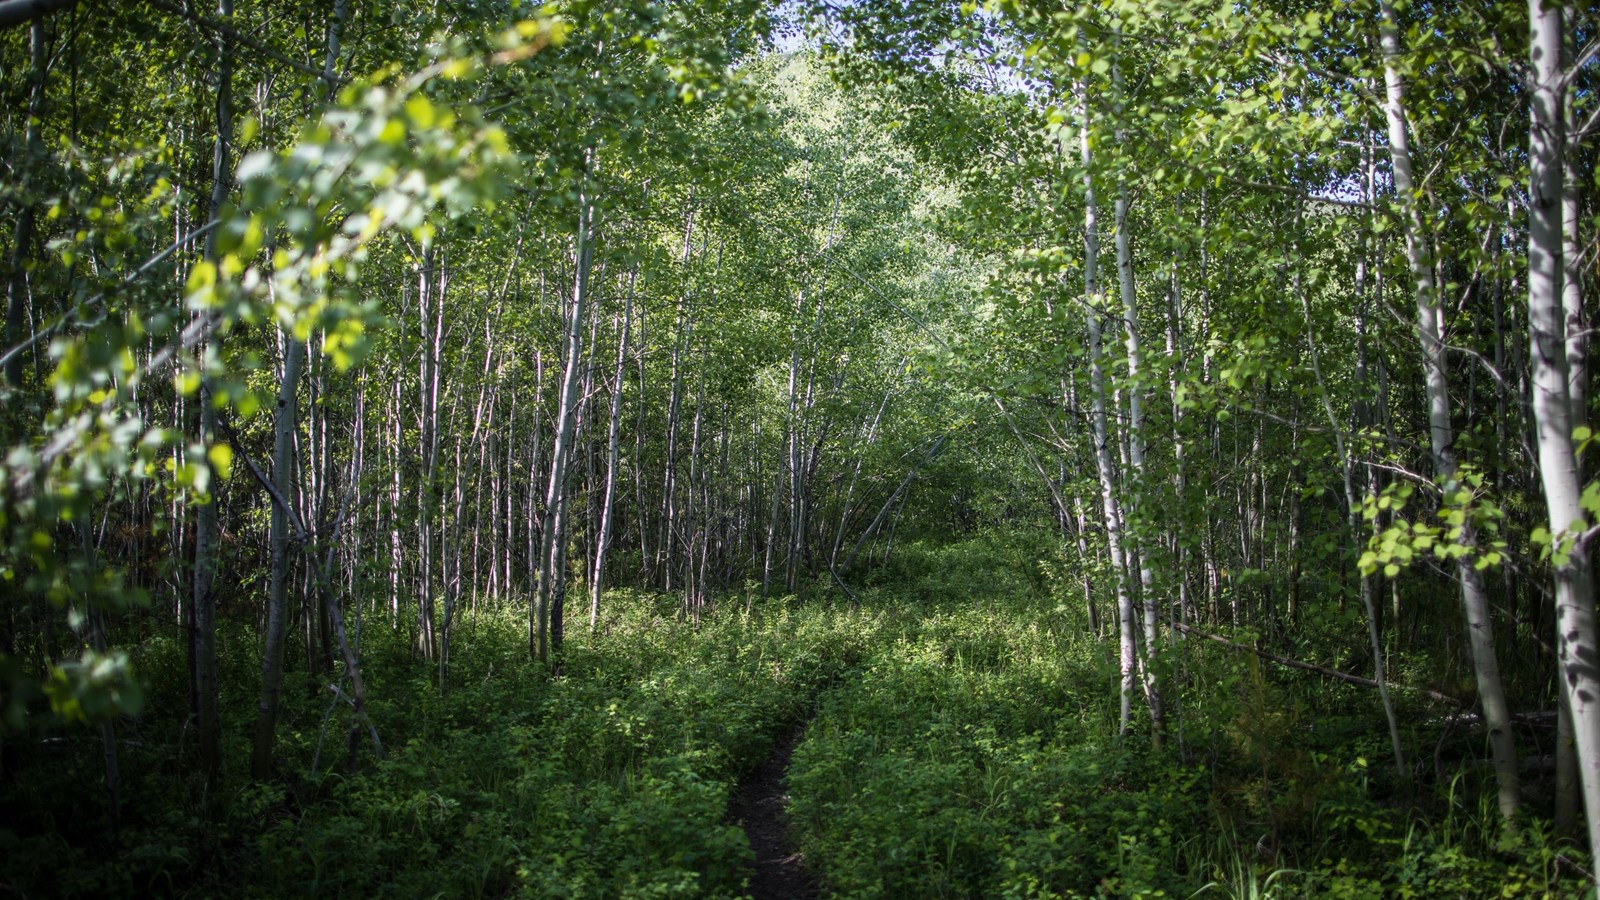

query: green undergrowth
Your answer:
[0,592,884,898]
[785,535,1590,899]
[246,596,880,898]
[1,531,1591,898]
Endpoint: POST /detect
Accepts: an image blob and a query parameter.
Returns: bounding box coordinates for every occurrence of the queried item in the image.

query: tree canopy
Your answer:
[1,0,1597,895]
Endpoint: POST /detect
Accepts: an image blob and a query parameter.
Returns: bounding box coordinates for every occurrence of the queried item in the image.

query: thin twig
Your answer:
[0,220,219,376]
[1174,621,1461,707]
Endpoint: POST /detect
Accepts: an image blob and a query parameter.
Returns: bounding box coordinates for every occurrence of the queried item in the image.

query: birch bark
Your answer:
[1078,84,1137,738]
[1528,0,1600,865]
[254,0,351,744]
[192,0,235,781]
[591,272,635,628]
[1377,0,1518,817]
[534,158,596,664]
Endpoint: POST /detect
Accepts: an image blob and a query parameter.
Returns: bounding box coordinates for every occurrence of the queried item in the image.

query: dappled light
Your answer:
[0,0,1597,896]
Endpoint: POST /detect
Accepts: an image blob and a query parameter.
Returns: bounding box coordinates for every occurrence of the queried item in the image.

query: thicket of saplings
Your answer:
[0,531,1586,898]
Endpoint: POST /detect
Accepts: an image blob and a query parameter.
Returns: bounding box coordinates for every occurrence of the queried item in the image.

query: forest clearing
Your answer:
[1,0,1597,896]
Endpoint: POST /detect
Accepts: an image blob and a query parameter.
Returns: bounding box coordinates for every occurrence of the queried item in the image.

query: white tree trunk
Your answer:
[535,161,596,664]
[1078,84,1137,738]
[251,334,304,779]
[1378,0,1518,818]
[192,0,234,781]
[1115,191,1163,744]
[1554,25,1587,837]
[591,276,634,628]
[1528,0,1600,868]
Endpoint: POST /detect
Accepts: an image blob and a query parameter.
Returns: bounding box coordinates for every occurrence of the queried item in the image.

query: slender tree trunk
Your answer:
[761,450,784,599]
[685,356,707,614]
[192,0,234,783]
[416,244,445,662]
[1166,257,1190,630]
[317,364,334,668]
[661,302,686,591]
[1377,0,1518,818]
[503,393,517,599]
[1528,0,1600,866]
[527,348,544,602]
[1075,496,1100,636]
[1115,191,1163,744]
[389,378,403,627]
[1078,83,1137,738]
[784,305,804,593]
[1553,23,1587,838]
[549,470,573,657]
[535,159,596,664]
[591,272,634,628]
[350,381,364,601]
[632,304,652,584]
[250,334,305,779]
[4,18,46,389]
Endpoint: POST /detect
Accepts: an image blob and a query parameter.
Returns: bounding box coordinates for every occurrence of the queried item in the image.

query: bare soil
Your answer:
[728,723,817,900]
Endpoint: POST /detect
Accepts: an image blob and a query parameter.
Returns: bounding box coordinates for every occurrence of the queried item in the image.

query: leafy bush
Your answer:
[0,535,1587,897]
[0,594,885,897]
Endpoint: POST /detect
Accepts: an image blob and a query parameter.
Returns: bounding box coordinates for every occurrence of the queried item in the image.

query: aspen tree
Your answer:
[1376,0,1518,818]
[192,0,235,782]
[534,155,596,664]
[1078,75,1137,738]
[253,0,350,774]
[1528,0,1600,867]
[591,278,634,628]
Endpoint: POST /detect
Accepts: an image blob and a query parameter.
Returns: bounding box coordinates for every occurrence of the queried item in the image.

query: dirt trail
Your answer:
[728,724,816,899]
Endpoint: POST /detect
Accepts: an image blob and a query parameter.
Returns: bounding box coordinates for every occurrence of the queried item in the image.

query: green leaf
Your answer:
[207,444,234,481]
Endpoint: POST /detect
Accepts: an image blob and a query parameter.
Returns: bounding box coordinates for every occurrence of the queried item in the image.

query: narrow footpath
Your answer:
[729,724,816,900]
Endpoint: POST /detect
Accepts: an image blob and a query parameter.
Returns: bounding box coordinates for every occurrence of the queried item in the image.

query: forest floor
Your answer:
[0,538,1590,897]
[729,722,816,900]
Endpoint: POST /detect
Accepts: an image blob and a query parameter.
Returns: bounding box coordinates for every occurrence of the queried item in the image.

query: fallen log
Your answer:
[1173,621,1463,708]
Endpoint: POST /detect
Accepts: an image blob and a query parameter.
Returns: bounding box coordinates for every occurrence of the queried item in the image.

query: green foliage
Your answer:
[1359,468,1510,578]
[783,537,1589,898]
[0,0,1596,890]
[0,593,880,896]
[0,19,559,735]
[0,534,1589,896]
[789,556,1207,898]
[40,648,145,724]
